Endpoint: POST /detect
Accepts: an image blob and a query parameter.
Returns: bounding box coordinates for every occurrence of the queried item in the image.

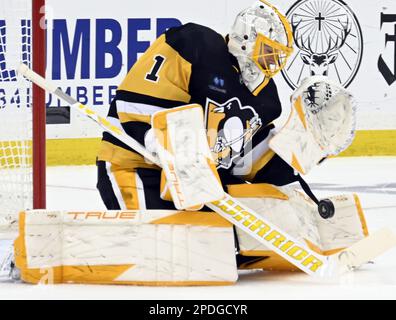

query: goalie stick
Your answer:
[17,63,396,278]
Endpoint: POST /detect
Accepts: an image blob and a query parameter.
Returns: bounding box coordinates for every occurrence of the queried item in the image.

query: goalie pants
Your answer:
[96,160,177,210]
[97,154,309,210]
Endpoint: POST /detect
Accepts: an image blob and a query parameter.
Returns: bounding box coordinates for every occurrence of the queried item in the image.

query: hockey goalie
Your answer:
[13,76,375,285]
[11,0,396,285]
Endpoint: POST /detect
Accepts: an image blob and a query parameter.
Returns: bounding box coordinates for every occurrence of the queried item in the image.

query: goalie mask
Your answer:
[228,0,293,95]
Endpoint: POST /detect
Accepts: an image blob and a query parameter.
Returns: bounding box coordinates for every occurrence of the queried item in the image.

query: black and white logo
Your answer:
[282,0,363,89]
[205,98,262,169]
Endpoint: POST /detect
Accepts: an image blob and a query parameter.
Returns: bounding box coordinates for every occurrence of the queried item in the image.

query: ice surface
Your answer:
[0,157,395,300]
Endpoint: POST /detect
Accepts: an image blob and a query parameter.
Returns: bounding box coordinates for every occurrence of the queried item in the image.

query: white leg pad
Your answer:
[232,185,367,257]
[15,210,237,285]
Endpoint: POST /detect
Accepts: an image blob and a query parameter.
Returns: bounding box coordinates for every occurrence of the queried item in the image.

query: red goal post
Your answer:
[32,0,46,210]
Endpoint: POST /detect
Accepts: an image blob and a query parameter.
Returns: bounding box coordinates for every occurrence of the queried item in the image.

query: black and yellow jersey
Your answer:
[98,23,292,185]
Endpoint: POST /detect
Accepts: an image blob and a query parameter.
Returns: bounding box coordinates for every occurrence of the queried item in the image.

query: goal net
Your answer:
[0,0,45,236]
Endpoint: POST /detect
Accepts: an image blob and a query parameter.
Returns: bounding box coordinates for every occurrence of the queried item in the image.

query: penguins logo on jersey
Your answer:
[205,98,262,169]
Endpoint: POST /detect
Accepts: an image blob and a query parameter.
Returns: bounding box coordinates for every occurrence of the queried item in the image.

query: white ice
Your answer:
[0,157,395,300]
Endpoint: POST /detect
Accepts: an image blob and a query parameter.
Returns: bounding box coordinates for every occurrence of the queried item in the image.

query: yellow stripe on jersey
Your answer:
[252,77,270,96]
[97,141,159,169]
[118,34,192,103]
[117,112,151,124]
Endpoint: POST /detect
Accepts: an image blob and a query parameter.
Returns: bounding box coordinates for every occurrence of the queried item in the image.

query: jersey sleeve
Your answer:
[115,31,195,145]
[118,33,193,104]
[98,28,196,167]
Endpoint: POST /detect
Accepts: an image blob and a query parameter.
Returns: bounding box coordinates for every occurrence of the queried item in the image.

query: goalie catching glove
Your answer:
[269,76,356,175]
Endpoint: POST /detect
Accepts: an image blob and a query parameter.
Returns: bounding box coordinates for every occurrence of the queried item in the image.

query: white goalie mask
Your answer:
[228,0,293,95]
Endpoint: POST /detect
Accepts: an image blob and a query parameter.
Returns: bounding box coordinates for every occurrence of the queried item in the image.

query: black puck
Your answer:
[318,199,335,219]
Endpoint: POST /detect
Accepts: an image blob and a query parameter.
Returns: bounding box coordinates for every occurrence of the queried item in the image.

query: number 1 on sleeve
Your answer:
[145,55,166,82]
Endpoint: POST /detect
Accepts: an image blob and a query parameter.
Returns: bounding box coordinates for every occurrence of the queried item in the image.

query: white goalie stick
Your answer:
[18,63,396,278]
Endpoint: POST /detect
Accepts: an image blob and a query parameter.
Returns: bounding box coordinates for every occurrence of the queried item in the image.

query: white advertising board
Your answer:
[2,0,396,139]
